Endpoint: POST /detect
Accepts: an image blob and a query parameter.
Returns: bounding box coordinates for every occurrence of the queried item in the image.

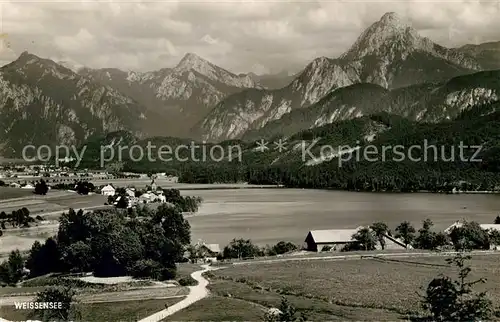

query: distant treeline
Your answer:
[68,104,500,193]
[0,207,42,234]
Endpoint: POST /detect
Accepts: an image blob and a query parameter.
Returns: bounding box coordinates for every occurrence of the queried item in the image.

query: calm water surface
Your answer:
[182,189,500,246]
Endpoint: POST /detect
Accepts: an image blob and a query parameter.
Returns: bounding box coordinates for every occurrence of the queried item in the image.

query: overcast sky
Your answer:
[0,0,499,74]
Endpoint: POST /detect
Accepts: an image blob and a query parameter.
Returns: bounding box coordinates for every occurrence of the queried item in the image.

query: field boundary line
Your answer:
[230,250,500,265]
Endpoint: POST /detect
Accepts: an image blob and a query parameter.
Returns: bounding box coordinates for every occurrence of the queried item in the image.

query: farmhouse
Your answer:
[304,229,361,252]
[101,184,116,196]
[304,227,410,252]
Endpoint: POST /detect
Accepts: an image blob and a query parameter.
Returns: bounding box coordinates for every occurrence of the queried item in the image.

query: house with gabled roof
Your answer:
[304,226,410,252]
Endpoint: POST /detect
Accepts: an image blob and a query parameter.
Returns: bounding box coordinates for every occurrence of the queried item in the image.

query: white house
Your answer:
[125,188,136,197]
[101,184,116,196]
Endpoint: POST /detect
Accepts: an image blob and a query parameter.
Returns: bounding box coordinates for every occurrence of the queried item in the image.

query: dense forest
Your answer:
[72,102,500,192]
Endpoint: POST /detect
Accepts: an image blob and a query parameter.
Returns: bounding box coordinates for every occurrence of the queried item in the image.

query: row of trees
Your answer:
[220,239,298,260]
[51,181,96,195]
[349,218,500,252]
[210,216,500,262]
[0,207,41,234]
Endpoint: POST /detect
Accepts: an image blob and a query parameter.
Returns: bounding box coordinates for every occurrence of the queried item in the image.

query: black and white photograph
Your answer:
[1,0,500,321]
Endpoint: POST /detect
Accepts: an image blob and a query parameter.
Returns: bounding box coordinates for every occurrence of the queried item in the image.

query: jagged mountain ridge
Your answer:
[244,70,500,141]
[79,53,259,137]
[456,41,500,70]
[0,52,148,157]
[247,71,298,90]
[196,12,483,142]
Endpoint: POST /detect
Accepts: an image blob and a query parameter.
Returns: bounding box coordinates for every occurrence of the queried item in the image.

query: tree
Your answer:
[75,181,94,195]
[223,238,260,259]
[370,222,389,250]
[0,250,24,285]
[488,229,500,248]
[272,241,298,255]
[449,221,490,251]
[186,244,201,263]
[495,216,500,224]
[414,219,436,250]
[422,252,493,321]
[351,227,377,251]
[395,221,416,248]
[155,204,191,261]
[60,241,94,273]
[31,286,79,321]
[34,179,49,195]
[26,238,62,277]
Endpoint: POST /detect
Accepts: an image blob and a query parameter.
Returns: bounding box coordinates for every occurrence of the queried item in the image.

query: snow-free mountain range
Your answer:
[1,12,500,157]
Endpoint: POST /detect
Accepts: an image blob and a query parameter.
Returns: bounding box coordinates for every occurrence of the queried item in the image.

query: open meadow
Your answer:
[0,298,184,321]
[0,191,108,256]
[186,254,500,320]
[0,187,34,200]
[0,264,199,321]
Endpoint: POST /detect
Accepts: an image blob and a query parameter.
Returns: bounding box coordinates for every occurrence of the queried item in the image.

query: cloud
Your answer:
[0,0,499,73]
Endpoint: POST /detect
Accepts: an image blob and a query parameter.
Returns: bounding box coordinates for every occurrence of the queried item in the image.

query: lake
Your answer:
[182,189,500,246]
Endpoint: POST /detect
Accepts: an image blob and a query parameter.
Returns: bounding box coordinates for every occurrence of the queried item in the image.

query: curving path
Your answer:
[137,264,219,322]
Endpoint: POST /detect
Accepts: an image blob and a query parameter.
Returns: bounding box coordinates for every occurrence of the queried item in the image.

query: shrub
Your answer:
[178,275,198,286]
[272,241,298,255]
[422,252,493,321]
[130,259,162,280]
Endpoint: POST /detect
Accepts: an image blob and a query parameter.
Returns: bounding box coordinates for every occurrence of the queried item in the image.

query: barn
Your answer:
[304,228,362,252]
[304,227,410,252]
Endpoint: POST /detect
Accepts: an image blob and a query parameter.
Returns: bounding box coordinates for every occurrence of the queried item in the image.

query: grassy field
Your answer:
[1,297,183,321]
[200,254,500,320]
[0,187,34,200]
[166,296,267,321]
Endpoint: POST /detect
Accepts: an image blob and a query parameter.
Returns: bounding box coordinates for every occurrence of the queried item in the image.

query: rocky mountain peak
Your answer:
[341,12,422,60]
[174,52,214,73]
[378,12,403,26]
[14,51,41,64]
